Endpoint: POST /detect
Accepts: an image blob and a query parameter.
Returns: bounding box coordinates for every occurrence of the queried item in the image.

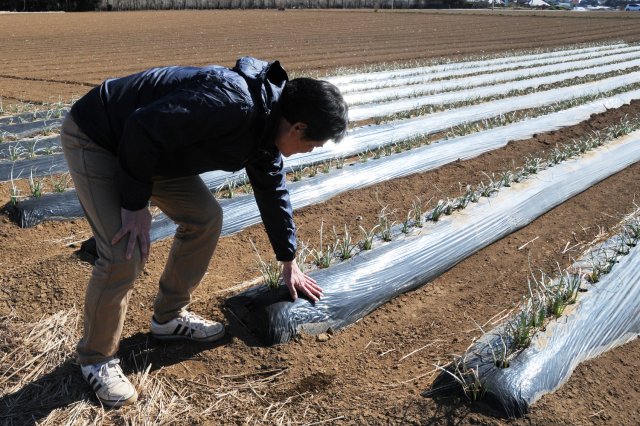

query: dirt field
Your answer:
[1,9,639,426]
[2,9,640,105]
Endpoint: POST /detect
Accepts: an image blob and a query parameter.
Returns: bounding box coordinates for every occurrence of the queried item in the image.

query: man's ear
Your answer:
[292,122,308,134]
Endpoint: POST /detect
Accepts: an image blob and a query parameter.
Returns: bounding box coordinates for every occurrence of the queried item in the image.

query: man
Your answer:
[61,56,348,407]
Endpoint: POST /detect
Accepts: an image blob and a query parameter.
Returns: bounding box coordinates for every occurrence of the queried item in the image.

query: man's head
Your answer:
[275,78,348,157]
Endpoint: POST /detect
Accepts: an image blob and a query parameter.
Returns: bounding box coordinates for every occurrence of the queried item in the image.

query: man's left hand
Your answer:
[282,260,323,302]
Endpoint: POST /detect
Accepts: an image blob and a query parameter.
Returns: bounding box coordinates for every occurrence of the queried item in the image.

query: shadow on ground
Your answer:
[0,332,228,424]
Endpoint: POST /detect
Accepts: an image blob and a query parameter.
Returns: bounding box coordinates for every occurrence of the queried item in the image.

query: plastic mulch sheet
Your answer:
[12,89,640,228]
[348,69,640,121]
[225,131,640,345]
[4,56,640,182]
[0,135,61,161]
[344,49,640,105]
[327,43,628,87]
[337,44,635,94]
[0,118,63,140]
[0,108,68,127]
[426,234,640,417]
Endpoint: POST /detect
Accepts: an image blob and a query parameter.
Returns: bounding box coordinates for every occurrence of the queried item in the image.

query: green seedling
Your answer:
[296,241,312,273]
[434,357,486,402]
[7,145,23,161]
[358,224,379,251]
[401,214,411,234]
[249,240,282,290]
[624,221,640,241]
[442,199,455,215]
[372,147,383,160]
[320,160,332,174]
[547,273,580,318]
[464,185,480,203]
[241,181,253,194]
[40,125,58,137]
[548,146,568,165]
[489,335,510,369]
[410,197,423,227]
[358,150,370,163]
[9,166,21,206]
[477,181,498,198]
[26,140,39,159]
[523,155,544,175]
[29,169,44,198]
[507,300,538,351]
[499,170,514,187]
[429,199,449,222]
[334,225,357,261]
[621,229,637,248]
[223,178,237,199]
[377,206,395,242]
[453,195,469,210]
[335,157,345,169]
[586,267,601,284]
[312,221,336,269]
[514,167,530,183]
[49,172,72,193]
[292,166,304,182]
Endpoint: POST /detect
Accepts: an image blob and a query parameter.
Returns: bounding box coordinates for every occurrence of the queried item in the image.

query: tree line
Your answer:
[0,0,466,11]
[0,0,101,11]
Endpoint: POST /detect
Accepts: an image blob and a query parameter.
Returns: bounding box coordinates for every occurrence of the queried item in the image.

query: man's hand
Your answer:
[282,260,323,302]
[111,207,152,264]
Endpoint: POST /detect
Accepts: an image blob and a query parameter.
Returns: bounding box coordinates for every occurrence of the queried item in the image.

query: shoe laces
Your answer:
[181,311,210,332]
[98,358,126,385]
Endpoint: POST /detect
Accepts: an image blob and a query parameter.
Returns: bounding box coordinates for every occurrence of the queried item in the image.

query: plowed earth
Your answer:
[1,9,639,426]
[2,9,640,105]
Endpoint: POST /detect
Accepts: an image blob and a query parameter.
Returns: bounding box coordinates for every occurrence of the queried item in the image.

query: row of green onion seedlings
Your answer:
[437,210,640,403]
[314,41,629,83]
[351,62,640,107]
[364,71,640,127]
[254,115,640,291]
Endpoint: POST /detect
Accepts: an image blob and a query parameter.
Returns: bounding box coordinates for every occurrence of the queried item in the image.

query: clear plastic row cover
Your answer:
[326,43,628,86]
[145,89,640,243]
[343,48,640,105]
[437,232,640,417]
[15,88,640,230]
[226,131,640,345]
[336,45,638,94]
[2,56,639,180]
[348,68,640,121]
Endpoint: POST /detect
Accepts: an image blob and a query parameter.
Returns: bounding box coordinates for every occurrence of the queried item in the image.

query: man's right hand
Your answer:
[111,207,152,264]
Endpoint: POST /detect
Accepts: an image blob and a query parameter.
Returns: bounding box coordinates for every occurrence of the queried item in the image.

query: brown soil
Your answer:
[1,98,639,424]
[1,10,639,424]
[2,10,640,105]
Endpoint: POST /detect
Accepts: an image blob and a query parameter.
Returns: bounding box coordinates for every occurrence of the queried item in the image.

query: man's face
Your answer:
[275,119,327,157]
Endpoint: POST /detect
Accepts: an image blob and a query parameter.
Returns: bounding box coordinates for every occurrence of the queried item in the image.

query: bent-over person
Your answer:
[62,57,348,407]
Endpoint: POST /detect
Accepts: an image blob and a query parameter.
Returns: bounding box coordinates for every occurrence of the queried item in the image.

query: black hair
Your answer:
[280,78,349,143]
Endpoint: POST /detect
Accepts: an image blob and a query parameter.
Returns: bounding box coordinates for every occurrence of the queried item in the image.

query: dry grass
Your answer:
[0,309,203,425]
[0,309,340,425]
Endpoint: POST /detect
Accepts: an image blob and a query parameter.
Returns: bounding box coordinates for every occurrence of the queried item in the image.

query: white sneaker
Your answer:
[151,311,225,343]
[80,358,137,408]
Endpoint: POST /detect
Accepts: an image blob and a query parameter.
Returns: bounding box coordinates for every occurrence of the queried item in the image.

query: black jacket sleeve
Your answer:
[245,150,297,262]
[117,77,252,210]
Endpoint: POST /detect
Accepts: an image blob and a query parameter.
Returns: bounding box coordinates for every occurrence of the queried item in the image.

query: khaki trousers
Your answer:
[61,115,223,365]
